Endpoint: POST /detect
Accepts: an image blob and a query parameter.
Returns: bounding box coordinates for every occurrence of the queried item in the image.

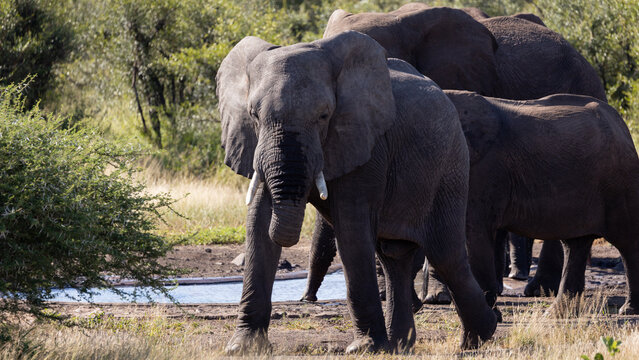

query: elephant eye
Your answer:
[319,113,329,121]
[249,108,259,121]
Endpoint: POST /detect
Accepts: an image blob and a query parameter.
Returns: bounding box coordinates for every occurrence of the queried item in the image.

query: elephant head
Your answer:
[217,31,395,247]
[324,3,499,96]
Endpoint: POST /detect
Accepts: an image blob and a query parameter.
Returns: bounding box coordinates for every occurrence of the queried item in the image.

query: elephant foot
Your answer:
[225,330,271,355]
[508,268,528,280]
[423,289,452,305]
[524,275,559,297]
[461,307,498,350]
[619,301,639,315]
[461,330,479,350]
[300,292,317,302]
[524,279,541,297]
[345,335,387,354]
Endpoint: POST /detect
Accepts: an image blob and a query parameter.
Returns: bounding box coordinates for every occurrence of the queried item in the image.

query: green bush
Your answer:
[171,226,246,245]
[0,84,180,319]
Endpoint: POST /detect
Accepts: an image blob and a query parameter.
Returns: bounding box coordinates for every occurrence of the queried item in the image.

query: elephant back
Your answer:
[481,16,607,102]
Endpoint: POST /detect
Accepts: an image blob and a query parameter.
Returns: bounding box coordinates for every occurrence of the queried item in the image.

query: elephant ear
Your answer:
[216,37,279,178]
[444,90,502,165]
[317,31,396,180]
[408,7,499,96]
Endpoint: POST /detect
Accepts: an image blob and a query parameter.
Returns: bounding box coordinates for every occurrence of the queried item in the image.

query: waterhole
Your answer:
[50,271,346,304]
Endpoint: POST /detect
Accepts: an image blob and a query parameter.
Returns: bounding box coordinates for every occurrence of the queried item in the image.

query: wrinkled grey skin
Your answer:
[217,31,496,354]
[446,90,639,315]
[302,90,639,319]
[304,3,607,305]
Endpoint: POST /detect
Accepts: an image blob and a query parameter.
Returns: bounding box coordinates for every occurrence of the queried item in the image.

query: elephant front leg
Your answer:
[226,187,282,355]
[378,239,418,353]
[301,213,336,302]
[333,211,388,353]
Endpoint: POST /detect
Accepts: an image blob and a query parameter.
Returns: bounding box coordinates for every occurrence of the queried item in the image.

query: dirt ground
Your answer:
[50,241,632,355]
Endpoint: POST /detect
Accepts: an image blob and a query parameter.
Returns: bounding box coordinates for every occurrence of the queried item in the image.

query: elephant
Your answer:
[443,90,639,316]
[217,31,497,354]
[303,3,607,304]
[304,90,639,317]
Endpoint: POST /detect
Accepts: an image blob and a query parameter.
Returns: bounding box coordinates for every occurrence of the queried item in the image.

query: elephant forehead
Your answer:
[250,45,330,78]
[248,48,334,113]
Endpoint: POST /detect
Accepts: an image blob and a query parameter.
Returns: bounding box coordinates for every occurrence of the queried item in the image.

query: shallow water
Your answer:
[50,271,346,304]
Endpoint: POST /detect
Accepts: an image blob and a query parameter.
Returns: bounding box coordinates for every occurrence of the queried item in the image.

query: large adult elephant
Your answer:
[218,31,496,354]
[444,90,639,316]
[302,3,607,304]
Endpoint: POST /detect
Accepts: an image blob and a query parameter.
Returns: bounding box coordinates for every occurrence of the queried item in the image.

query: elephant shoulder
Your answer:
[444,90,502,164]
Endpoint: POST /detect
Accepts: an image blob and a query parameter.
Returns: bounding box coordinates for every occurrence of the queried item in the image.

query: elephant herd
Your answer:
[216,3,639,354]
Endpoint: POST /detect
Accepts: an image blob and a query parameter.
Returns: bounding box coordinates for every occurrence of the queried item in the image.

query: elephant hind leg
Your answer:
[605,233,639,315]
[548,237,594,317]
[525,240,563,297]
[603,189,639,315]
[301,213,336,302]
[378,239,418,353]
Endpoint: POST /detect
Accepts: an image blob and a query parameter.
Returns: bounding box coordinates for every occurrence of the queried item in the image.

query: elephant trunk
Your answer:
[261,131,314,248]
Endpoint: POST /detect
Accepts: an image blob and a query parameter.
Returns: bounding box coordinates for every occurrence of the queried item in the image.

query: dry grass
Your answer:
[4,293,639,359]
[139,162,317,244]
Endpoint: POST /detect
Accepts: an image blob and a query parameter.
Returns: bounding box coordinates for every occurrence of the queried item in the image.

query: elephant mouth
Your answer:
[246,170,327,248]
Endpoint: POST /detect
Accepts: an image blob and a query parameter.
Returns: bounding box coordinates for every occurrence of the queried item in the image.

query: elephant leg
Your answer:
[332,207,388,353]
[616,243,639,315]
[606,233,639,315]
[426,234,497,349]
[466,228,500,309]
[549,237,594,316]
[494,229,507,295]
[301,213,336,302]
[425,189,497,350]
[410,247,425,313]
[226,186,281,355]
[525,240,563,296]
[378,239,418,353]
[376,257,387,301]
[508,233,534,280]
[422,266,452,304]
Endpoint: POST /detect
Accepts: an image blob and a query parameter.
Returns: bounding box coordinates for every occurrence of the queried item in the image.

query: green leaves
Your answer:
[0,84,180,320]
[581,335,622,360]
[601,336,622,356]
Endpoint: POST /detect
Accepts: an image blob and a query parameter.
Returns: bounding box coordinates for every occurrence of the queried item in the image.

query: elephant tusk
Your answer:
[246,171,262,205]
[315,171,328,200]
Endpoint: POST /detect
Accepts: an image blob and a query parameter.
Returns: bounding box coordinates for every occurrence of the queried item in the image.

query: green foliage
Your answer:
[0,84,180,319]
[3,0,639,181]
[0,0,74,109]
[602,335,622,356]
[534,0,639,119]
[171,226,246,245]
[581,335,622,360]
